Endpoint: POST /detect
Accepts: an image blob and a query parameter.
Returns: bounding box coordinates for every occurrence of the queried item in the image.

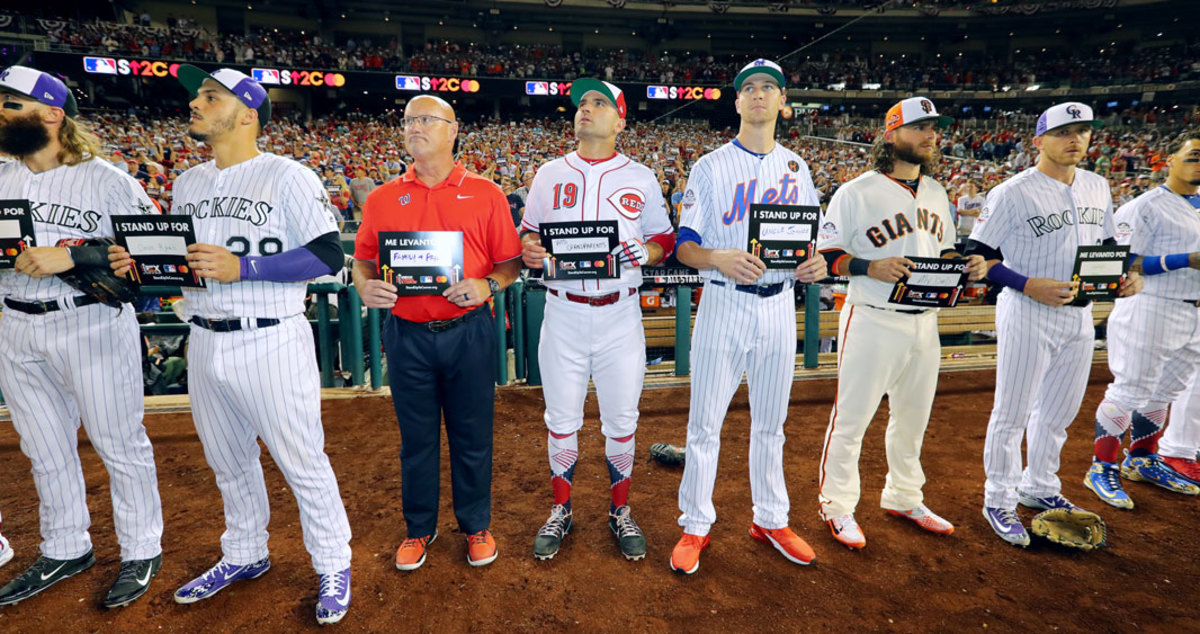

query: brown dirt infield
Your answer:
[1,366,1198,632]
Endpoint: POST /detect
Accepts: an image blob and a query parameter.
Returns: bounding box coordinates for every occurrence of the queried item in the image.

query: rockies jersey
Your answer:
[0,158,155,302]
[1115,186,1200,299]
[970,167,1114,281]
[522,152,672,294]
[680,141,819,285]
[819,171,955,307]
[173,152,341,319]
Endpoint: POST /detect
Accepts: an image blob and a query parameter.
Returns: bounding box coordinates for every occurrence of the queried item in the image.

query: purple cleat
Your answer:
[315,567,351,625]
[174,558,271,604]
[982,507,1030,547]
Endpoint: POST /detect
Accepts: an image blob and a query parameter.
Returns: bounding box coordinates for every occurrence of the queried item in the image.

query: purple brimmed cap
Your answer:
[0,65,78,118]
[176,64,271,128]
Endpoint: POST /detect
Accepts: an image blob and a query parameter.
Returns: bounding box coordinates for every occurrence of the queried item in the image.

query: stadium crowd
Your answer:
[22,15,1200,89]
[86,107,1189,231]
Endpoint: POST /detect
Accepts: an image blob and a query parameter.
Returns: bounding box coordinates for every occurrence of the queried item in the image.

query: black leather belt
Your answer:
[190,316,281,332]
[710,280,789,298]
[548,287,636,306]
[415,304,487,333]
[4,295,100,315]
[865,303,930,315]
[1183,300,1200,307]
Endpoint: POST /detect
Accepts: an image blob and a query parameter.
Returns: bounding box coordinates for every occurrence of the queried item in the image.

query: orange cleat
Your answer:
[886,505,955,536]
[827,514,867,550]
[749,524,816,565]
[466,530,498,567]
[669,533,711,575]
[395,531,437,571]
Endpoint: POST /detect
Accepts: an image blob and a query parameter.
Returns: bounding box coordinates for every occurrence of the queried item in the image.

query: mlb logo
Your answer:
[525,81,549,96]
[420,276,433,283]
[163,264,176,273]
[580,261,591,268]
[646,86,669,100]
[83,56,117,75]
[252,68,281,85]
[396,76,422,91]
[782,250,794,257]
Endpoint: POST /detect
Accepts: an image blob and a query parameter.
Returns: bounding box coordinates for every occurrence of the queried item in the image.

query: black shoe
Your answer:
[609,506,647,561]
[532,504,572,560]
[0,550,96,606]
[104,554,163,609]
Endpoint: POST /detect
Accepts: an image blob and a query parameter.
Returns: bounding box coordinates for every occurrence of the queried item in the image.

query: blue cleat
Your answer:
[1121,452,1200,496]
[315,567,350,625]
[1084,460,1135,509]
[174,558,271,604]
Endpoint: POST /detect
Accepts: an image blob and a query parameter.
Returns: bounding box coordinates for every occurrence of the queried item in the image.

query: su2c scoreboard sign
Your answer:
[82,56,345,88]
[395,76,481,92]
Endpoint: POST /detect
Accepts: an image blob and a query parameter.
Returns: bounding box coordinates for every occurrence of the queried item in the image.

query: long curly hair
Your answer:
[870,133,940,176]
[56,116,102,166]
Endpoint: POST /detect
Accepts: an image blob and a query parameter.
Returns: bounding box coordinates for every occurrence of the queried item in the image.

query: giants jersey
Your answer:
[521,152,672,294]
[679,141,819,285]
[174,153,340,319]
[819,171,955,307]
[0,158,155,302]
[1115,186,1200,299]
[970,167,1113,281]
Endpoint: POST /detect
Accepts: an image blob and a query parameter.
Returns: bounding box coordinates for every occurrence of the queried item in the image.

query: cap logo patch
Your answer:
[1066,105,1082,119]
[920,99,933,114]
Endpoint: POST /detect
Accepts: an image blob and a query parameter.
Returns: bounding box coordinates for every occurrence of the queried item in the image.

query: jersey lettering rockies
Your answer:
[969,167,1114,282]
[679,141,819,285]
[173,153,341,318]
[1115,186,1200,299]
[819,171,956,307]
[0,158,156,302]
[521,152,672,294]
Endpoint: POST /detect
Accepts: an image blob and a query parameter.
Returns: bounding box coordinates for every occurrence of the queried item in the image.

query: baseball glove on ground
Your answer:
[649,443,685,467]
[1030,508,1107,551]
[57,238,140,308]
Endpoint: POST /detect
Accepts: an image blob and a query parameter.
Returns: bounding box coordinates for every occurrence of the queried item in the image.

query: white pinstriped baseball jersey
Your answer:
[521,151,673,294]
[969,167,1114,278]
[1114,186,1200,299]
[679,141,819,285]
[819,171,956,307]
[0,158,155,301]
[173,152,341,318]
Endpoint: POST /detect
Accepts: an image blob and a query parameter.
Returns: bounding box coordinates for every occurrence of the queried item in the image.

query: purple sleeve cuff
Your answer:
[241,248,333,282]
[987,262,1029,293]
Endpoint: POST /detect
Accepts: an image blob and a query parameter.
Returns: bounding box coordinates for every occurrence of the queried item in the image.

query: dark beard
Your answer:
[0,112,52,157]
[893,142,930,168]
[187,112,237,143]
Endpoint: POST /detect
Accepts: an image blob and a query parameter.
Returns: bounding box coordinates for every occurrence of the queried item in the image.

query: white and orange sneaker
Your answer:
[886,505,955,536]
[669,533,711,575]
[749,524,816,565]
[827,514,867,549]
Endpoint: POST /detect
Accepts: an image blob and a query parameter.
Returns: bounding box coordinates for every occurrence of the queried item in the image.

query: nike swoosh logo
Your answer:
[40,562,68,581]
[335,588,350,607]
[1091,480,1118,498]
[136,567,153,586]
[456,194,473,199]
[251,260,259,274]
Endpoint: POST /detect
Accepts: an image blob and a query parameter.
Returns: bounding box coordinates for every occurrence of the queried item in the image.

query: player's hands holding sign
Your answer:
[108,243,134,277]
[712,249,766,284]
[443,277,492,309]
[521,233,547,269]
[612,238,649,268]
[1023,278,1080,306]
[963,254,988,282]
[187,244,241,282]
[14,247,75,278]
[793,254,827,283]
[358,278,399,309]
[867,257,915,283]
[1117,271,1143,297]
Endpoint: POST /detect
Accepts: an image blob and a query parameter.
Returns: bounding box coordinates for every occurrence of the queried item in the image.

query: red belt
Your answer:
[548,287,636,307]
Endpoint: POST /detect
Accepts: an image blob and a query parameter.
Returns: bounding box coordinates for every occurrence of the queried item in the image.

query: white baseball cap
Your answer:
[1036,102,1103,137]
[885,96,952,132]
[0,65,78,117]
[734,59,785,91]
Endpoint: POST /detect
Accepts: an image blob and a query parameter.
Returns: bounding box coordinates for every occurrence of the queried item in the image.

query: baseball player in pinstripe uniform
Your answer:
[671,59,827,574]
[817,97,987,550]
[520,79,675,562]
[0,66,164,608]
[1084,130,1200,507]
[967,102,1143,547]
[111,66,352,624]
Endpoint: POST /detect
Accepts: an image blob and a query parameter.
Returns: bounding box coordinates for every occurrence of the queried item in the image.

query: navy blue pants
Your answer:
[383,306,495,538]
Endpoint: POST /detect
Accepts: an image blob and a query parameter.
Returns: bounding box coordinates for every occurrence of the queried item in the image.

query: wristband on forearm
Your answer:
[846,257,870,277]
[988,262,1029,292]
[66,245,110,268]
[1140,253,1190,276]
[241,248,332,282]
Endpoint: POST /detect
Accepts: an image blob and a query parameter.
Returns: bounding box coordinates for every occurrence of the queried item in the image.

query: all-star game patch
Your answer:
[788,160,800,172]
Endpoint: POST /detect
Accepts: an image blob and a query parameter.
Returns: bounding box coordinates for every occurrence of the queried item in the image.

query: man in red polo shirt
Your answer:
[352,95,522,571]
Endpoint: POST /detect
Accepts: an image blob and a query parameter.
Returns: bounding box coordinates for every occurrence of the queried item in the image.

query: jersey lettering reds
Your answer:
[679,142,819,285]
[173,153,341,319]
[969,168,1114,280]
[0,158,156,301]
[1115,186,1200,299]
[819,171,956,307]
[522,152,673,293]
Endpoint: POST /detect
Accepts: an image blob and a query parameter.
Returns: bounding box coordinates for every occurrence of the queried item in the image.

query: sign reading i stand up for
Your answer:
[540,220,620,280]
[746,204,819,269]
[112,214,205,287]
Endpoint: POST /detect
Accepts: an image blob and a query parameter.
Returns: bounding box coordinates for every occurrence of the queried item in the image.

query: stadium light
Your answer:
[1026,84,1040,91]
